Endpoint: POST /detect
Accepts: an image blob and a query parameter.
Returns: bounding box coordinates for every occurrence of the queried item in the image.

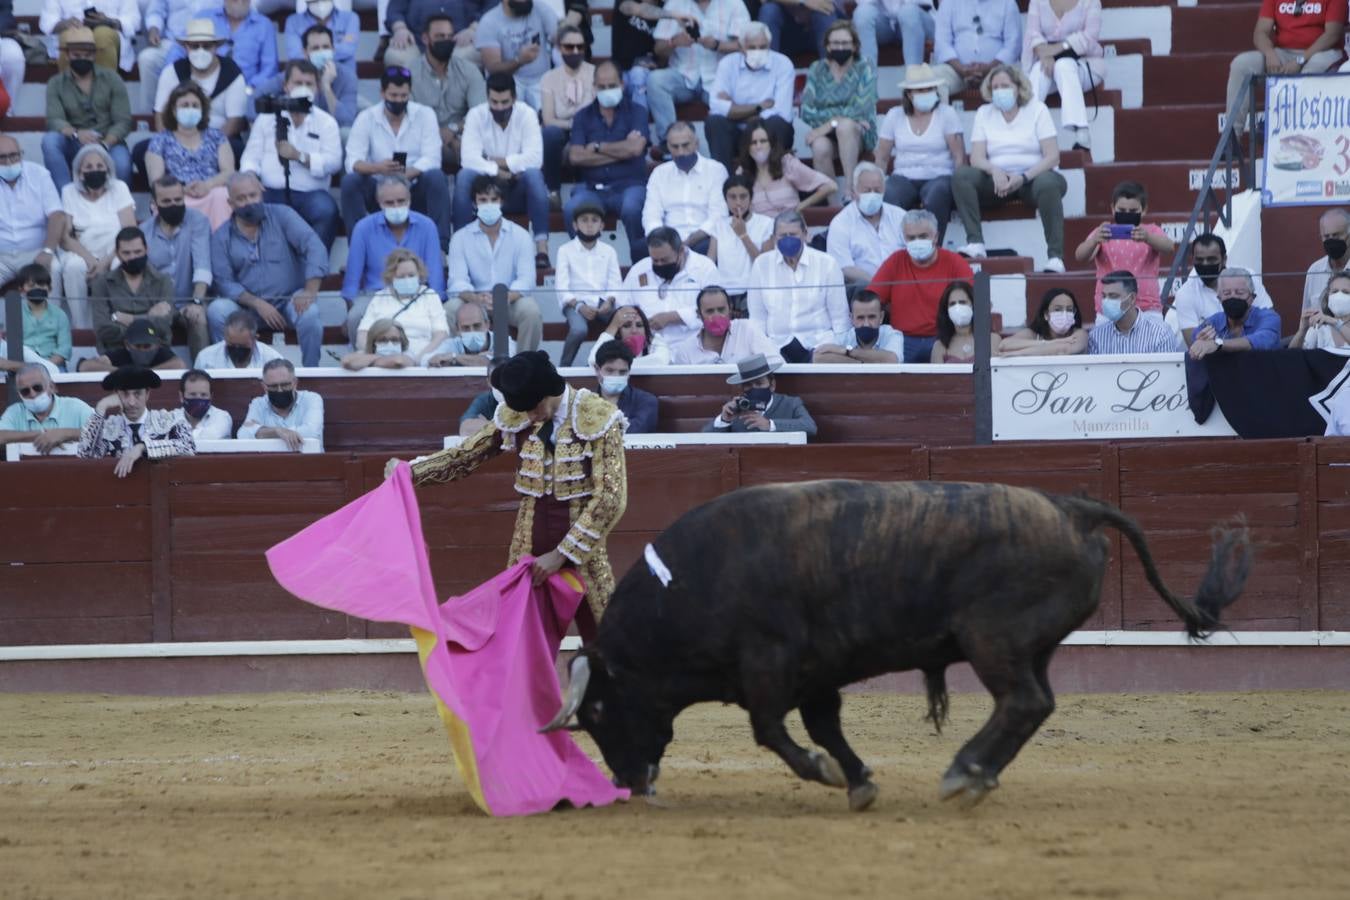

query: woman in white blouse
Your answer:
[353,248,448,362]
[58,143,136,330]
[1292,273,1350,350]
[951,64,1069,274]
[1022,0,1106,152]
[874,64,966,246]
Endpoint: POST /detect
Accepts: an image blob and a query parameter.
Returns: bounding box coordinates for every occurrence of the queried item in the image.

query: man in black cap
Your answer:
[390,350,630,639]
[77,318,186,373]
[705,353,817,438]
[78,365,196,477]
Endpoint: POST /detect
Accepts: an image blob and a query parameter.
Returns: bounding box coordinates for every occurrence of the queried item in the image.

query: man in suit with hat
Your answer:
[390,351,629,639]
[78,365,196,477]
[705,353,817,438]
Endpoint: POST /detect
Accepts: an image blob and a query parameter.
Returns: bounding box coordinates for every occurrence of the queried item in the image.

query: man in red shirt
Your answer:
[1226,0,1346,131]
[866,209,973,362]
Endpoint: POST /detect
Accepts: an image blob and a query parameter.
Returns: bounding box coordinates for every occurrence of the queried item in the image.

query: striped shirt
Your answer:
[1087,312,1184,355]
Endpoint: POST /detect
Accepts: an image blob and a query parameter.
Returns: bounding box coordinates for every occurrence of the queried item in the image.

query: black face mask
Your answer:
[236,202,266,225]
[1113,210,1142,226]
[70,57,95,77]
[827,49,853,65]
[385,99,408,116]
[508,0,532,15]
[652,261,680,282]
[1324,237,1348,262]
[428,39,454,62]
[82,169,108,191]
[854,325,879,346]
[159,204,187,227]
[225,343,253,366]
[122,255,148,276]
[491,105,513,125]
[1194,260,1223,286]
[1222,297,1250,320]
[561,52,585,70]
[577,229,601,245]
[26,288,48,304]
[268,388,297,410]
[129,347,159,367]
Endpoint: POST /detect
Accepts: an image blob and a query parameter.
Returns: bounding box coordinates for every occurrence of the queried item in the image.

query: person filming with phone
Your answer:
[1074,179,1175,318]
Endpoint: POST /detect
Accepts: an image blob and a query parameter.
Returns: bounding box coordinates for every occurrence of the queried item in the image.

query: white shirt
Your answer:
[669,319,782,365]
[747,247,849,348]
[1303,255,1346,312]
[344,101,442,175]
[642,156,730,240]
[0,162,62,253]
[555,237,622,309]
[971,99,1056,175]
[826,202,906,280]
[154,63,247,127]
[460,101,545,176]
[704,212,773,293]
[41,0,140,71]
[62,180,134,259]
[173,404,233,441]
[619,249,721,344]
[652,0,750,89]
[356,286,447,359]
[241,107,343,193]
[1171,268,1274,332]
[586,330,673,368]
[878,104,963,180]
[193,339,283,370]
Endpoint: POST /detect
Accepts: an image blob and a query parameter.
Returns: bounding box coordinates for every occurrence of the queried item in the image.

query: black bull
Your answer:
[543,480,1252,811]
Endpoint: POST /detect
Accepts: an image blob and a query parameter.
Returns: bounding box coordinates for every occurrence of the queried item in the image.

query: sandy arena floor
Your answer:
[2,690,1348,900]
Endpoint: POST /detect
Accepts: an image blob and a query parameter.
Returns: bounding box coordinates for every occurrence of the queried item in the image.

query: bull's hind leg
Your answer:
[800,691,879,812]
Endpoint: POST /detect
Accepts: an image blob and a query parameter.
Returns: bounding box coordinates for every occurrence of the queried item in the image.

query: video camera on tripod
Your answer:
[254,94,314,200]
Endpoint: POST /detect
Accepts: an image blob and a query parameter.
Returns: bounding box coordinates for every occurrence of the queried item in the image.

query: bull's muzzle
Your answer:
[539,655,591,733]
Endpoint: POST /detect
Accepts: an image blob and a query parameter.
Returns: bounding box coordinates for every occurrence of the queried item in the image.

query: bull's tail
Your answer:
[923,668,949,734]
[1062,497,1252,639]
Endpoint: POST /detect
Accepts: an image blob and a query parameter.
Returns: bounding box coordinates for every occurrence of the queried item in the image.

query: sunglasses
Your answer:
[17,384,45,398]
[560,42,586,51]
[385,65,412,78]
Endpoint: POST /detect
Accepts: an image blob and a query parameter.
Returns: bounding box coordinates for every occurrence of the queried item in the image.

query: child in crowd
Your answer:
[554,202,622,366]
[1074,180,1177,315]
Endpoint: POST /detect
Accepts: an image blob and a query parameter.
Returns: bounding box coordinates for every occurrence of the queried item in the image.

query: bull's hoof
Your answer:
[848,781,879,812]
[811,751,848,788]
[938,764,998,806]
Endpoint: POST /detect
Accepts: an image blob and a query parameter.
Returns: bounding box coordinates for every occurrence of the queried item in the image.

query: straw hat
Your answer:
[899,64,943,91]
[180,19,222,44]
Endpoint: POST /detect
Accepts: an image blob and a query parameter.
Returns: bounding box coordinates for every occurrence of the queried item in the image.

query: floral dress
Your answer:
[799,58,879,152]
[147,128,228,183]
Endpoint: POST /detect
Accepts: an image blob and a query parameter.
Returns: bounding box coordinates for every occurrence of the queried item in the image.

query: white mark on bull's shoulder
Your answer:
[645,544,673,588]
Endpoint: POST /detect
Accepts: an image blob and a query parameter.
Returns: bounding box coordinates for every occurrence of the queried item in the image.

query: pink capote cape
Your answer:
[265,462,628,816]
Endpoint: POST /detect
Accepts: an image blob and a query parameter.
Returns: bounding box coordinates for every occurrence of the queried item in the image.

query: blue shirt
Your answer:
[237,390,325,447]
[284,10,361,70]
[934,0,1022,65]
[166,9,279,90]
[342,211,446,300]
[211,205,330,305]
[569,96,650,189]
[315,65,359,128]
[708,50,795,122]
[447,220,535,294]
[386,0,494,40]
[1193,306,1282,349]
[144,0,217,40]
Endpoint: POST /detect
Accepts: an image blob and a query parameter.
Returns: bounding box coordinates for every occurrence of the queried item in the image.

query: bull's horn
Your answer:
[540,655,591,733]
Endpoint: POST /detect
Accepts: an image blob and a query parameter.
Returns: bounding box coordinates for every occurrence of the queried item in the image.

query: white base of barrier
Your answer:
[5,437,322,461]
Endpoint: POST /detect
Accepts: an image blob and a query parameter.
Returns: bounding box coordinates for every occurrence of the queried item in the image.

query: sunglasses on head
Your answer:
[385,65,412,79]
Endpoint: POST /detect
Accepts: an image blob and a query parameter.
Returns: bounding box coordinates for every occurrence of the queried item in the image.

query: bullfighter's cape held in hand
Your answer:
[265,462,628,817]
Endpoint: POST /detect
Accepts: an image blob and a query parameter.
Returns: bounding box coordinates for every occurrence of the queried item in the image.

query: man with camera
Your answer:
[241,59,343,249]
[703,352,816,437]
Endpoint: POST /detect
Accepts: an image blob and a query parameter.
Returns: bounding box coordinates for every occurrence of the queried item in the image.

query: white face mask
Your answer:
[948,303,974,327]
[905,237,934,260]
[991,86,1018,112]
[176,106,202,128]
[856,192,883,217]
[1330,291,1350,317]
[911,90,939,113]
[21,391,52,414]
[1048,309,1076,334]
[750,147,771,165]
[744,48,769,70]
[600,374,629,395]
[375,340,404,357]
[188,48,216,71]
[309,0,334,18]
[288,86,315,102]
[393,274,420,296]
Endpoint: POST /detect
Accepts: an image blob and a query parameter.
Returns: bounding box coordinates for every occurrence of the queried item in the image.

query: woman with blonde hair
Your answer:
[354,248,449,361]
[144,82,235,229]
[342,318,421,370]
[951,64,1068,273]
[58,143,136,329]
[1292,272,1350,350]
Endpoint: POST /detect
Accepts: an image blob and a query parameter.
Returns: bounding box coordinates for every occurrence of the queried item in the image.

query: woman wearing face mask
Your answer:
[952,64,1069,274]
[735,119,837,218]
[875,64,966,248]
[353,248,449,362]
[57,144,136,330]
[145,82,236,229]
[800,21,877,204]
[587,304,671,369]
[342,319,420,370]
[1292,274,1350,350]
[931,280,1001,363]
[998,287,1088,357]
[540,25,595,198]
[17,264,72,372]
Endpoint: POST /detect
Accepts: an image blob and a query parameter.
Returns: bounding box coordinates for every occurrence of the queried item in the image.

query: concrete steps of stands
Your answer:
[1143,53,1237,107]
[1114,104,1227,162]
[1171,3,1265,55]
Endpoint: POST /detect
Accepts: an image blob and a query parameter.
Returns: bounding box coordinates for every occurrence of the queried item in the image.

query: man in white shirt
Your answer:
[174,368,233,441]
[194,309,284,369]
[647,0,750,153]
[826,162,906,288]
[0,135,65,296]
[241,60,343,249]
[748,210,849,361]
[642,121,730,254]
[1302,207,1350,312]
[812,290,904,364]
[620,226,720,346]
[555,202,622,366]
[152,19,246,139]
[670,285,782,364]
[704,22,795,168]
[238,359,324,452]
[1171,232,1274,344]
[703,173,772,308]
[454,71,550,266]
[340,66,451,251]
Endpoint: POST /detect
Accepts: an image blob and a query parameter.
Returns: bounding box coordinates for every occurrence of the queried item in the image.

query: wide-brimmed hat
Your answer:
[900,64,943,92]
[59,26,96,48]
[726,353,782,385]
[180,19,223,44]
[490,350,566,412]
[102,365,162,391]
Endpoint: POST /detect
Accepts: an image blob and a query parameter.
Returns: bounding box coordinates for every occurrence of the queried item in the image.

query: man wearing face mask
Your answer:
[475,0,559,110]
[1188,268,1282,361]
[670,285,781,365]
[868,208,973,363]
[1302,208,1350,313]
[284,0,360,78]
[812,290,904,364]
[427,302,517,367]
[0,364,93,454]
[594,340,658,433]
[705,353,816,436]
[42,27,134,192]
[1171,233,1274,344]
[194,309,284,369]
[153,19,248,140]
[826,162,906,290]
[0,134,66,298]
[241,61,342,250]
[410,13,487,171]
[78,365,196,478]
[173,368,232,441]
[1087,270,1185,355]
[643,121,730,252]
[163,2,278,97]
[89,227,177,356]
[564,61,651,263]
[80,317,186,373]
[138,0,216,112]
[141,177,213,356]
[747,211,848,363]
[386,0,493,70]
[705,22,795,168]
[620,226,720,346]
[647,0,749,155]
[238,358,325,452]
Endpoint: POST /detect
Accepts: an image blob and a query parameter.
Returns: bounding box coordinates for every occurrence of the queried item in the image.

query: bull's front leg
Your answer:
[748,708,849,789]
[800,691,879,812]
[739,647,849,791]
